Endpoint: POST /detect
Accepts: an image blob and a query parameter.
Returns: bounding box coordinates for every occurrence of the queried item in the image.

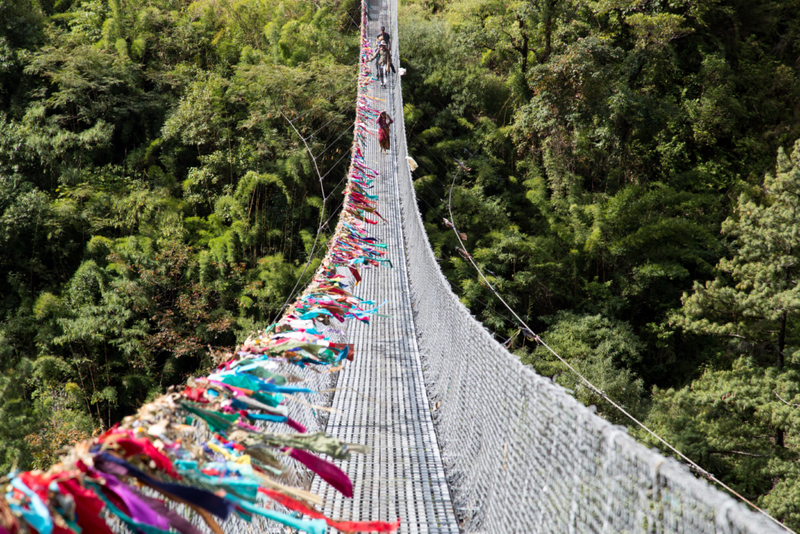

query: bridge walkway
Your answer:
[309,3,460,533]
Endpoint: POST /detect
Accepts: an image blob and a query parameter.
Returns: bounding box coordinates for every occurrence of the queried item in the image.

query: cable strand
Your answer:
[444,171,796,534]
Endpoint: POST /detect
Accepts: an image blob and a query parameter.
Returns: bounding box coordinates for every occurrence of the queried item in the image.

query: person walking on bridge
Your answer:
[377,111,393,153]
[377,26,396,76]
[369,41,391,87]
[377,26,391,50]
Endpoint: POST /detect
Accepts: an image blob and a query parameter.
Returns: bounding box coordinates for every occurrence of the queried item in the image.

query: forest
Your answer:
[1,0,800,527]
[0,0,361,469]
[399,0,800,526]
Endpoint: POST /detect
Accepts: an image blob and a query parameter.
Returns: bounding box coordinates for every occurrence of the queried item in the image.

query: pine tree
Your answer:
[648,140,800,525]
[676,139,800,370]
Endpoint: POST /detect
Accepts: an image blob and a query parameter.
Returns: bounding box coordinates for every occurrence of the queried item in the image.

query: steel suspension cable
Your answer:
[271,111,332,324]
[443,171,796,534]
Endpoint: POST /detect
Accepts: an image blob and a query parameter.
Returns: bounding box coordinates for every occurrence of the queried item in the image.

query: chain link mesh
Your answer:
[389,7,786,533]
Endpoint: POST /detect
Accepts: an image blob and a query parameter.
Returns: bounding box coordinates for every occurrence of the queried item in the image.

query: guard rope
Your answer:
[0,4,399,534]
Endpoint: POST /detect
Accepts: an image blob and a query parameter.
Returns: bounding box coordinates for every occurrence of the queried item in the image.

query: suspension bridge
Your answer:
[2,0,790,533]
[305,1,788,532]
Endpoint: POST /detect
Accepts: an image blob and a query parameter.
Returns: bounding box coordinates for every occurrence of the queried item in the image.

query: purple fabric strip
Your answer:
[136,494,206,534]
[94,456,127,477]
[90,469,170,530]
[96,452,235,520]
[94,456,203,534]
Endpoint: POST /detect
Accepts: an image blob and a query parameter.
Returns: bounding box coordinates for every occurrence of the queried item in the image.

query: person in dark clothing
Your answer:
[377,26,391,50]
[375,26,395,78]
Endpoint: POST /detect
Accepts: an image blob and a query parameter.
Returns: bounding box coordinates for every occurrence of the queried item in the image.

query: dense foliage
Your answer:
[0,0,360,469]
[4,0,800,525]
[399,0,800,526]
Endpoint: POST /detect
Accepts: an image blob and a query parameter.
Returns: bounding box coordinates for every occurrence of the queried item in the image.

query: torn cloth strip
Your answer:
[0,2,399,533]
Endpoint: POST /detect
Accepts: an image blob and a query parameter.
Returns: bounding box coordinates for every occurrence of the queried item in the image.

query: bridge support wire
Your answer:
[310,1,459,533]
[384,1,789,533]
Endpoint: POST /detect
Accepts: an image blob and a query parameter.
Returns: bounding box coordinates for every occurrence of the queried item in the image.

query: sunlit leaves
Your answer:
[625,12,692,49]
[162,73,230,148]
[522,311,647,423]
[646,359,800,509]
[0,0,361,473]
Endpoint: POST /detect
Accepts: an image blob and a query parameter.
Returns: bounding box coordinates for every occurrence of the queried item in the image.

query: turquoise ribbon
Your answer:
[224,493,327,534]
[8,477,52,534]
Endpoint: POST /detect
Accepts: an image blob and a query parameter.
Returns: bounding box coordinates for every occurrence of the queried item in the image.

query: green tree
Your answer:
[448,0,565,77]
[646,359,800,522]
[675,139,800,370]
[0,0,360,471]
[522,311,647,424]
[645,140,800,528]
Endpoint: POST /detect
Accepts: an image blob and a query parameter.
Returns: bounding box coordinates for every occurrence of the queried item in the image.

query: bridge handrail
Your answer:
[0,4,403,534]
[387,5,784,533]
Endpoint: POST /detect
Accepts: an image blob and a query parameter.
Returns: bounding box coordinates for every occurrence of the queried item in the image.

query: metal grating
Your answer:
[312,0,788,531]
[309,3,459,533]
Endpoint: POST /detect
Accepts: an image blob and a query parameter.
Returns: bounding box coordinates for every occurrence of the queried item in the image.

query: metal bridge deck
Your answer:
[309,6,459,533]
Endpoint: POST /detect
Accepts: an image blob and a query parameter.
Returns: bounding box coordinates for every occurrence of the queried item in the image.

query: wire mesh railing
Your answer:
[0,3,401,534]
[388,4,786,532]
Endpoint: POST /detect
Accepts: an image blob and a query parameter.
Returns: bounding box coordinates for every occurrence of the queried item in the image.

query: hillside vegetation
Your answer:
[3,0,800,527]
[0,0,359,469]
[399,0,800,526]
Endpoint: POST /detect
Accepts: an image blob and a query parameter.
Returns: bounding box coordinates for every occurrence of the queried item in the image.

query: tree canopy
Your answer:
[400,0,800,526]
[0,0,360,469]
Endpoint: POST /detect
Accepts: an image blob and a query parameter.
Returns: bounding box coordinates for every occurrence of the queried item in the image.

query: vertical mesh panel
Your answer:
[389,6,786,533]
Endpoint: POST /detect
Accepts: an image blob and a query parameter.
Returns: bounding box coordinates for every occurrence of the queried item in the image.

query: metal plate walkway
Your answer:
[309,4,459,533]
[311,1,787,532]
